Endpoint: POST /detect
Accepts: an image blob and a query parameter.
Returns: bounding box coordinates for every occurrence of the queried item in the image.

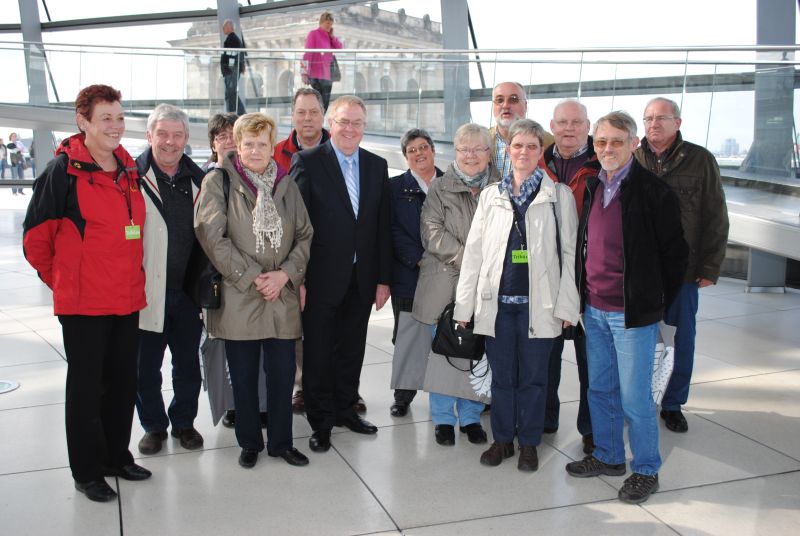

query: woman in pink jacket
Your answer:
[302,12,342,111]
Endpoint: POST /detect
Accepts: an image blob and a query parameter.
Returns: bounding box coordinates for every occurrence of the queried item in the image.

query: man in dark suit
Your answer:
[290,95,392,453]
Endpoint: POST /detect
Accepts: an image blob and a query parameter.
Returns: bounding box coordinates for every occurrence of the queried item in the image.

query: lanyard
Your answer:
[511,201,526,250]
[113,164,135,224]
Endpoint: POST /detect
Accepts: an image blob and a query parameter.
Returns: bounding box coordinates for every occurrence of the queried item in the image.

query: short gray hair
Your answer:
[293,87,324,111]
[593,110,637,139]
[400,128,435,156]
[507,119,545,147]
[646,97,681,119]
[453,123,491,148]
[553,99,588,119]
[147,103,189,135]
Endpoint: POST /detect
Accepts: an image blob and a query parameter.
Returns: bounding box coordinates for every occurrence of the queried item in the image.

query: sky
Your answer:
[0,0,796,153]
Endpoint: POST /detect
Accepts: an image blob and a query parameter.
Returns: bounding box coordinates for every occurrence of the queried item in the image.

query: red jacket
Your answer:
[273,128,329,170]
[542,138,601,221]
[22,133,147,316]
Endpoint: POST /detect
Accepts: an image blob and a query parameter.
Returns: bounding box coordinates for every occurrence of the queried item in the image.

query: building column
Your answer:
[440,0,471,139]
[18,0,54,173]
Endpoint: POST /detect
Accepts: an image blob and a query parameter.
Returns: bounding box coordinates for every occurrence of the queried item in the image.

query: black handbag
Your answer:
[184,169,230,309]
[330,55,341,82]
[431,302,486,374]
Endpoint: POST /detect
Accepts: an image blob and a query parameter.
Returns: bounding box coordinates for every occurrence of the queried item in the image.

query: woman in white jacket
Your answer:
[454,119,580,471]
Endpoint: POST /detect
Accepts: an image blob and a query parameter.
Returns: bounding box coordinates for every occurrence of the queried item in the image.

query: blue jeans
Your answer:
[136,289,203,432]
[485,301,553,446]
[226,338,296,455]
[661,282,699,411]
[584,304,661,476]
[429,393,483,427]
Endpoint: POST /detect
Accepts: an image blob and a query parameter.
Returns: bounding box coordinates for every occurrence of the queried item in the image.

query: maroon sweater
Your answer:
[585,187,624,312]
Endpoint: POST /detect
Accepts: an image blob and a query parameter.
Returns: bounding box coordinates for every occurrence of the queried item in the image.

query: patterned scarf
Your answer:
[243,159,283,253]
[452,161,490,190]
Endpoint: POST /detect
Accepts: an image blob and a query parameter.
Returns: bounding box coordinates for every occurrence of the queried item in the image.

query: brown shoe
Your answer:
[480,442,514,466]
[171,427,204,450]
[138,431,168,455]
[292,391,305,413]
[517,445,538,472]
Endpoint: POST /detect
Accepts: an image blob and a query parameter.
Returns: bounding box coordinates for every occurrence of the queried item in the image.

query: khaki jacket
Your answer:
[411,164,500,325]
[454,175,580,338]
[194,155,313,340]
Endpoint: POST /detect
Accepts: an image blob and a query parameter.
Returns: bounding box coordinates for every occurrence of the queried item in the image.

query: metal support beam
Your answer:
[18,0,55,173]
[440,0,471,139]
[746,249,787,292]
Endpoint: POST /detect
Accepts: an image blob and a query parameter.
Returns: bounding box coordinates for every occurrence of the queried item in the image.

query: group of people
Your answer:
[1,132,28,195]
[386,81,728,505]
[21,75,727,507]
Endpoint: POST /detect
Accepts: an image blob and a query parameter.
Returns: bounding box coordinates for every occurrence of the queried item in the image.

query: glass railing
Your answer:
[1,40,799,178]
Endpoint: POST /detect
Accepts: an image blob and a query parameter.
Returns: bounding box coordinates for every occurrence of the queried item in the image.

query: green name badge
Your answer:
[125,225,141,240]
[511,249,528,264]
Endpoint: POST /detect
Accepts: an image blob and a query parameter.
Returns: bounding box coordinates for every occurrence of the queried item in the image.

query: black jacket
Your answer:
[221,32,245,76]
[577,158,688,328]
[389,167,444,300]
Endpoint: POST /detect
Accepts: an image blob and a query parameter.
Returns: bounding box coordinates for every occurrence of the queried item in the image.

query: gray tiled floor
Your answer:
[1,192,799,535]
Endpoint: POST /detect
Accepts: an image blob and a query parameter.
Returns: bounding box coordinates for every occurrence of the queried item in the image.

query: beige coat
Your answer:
[454,174,580,338]
[411,164,500,325]
[194,156,313,340]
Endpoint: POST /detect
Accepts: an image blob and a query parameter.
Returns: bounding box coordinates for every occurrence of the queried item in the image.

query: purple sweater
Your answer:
[585,187,625,312]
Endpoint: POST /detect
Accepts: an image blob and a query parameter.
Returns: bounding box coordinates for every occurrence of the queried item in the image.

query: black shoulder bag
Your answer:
[184,169,230,309]
[431,302,487,376]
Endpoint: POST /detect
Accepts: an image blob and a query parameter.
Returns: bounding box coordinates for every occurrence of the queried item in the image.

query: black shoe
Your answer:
[566,455,626,478]
[104,463,152,481]
[336,414,378,434]
[543,426,559,434]
[482,404,491,413]
[271,447,309,466]
[222,409,236,428]
[260,412,268,428]
[309,430,331,452]
[137,431,168,455]
[480,442,515,466]
[390,401,409,417]
[238,448,259,468]
[618,473,659,504]
[660,409,688,433]
[582,433,596,455]
[353,396,367,414]
[75,479,117,502]
[459,423,488,444]
[518,445,539,472]
[434,425,455,446]
[171,427,204,450]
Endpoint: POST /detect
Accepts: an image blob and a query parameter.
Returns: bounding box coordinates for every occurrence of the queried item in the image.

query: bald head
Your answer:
[222,20,234,35]
[550,99,590,158]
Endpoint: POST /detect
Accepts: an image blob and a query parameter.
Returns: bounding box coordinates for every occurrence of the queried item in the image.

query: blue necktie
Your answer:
[344,157,359,218]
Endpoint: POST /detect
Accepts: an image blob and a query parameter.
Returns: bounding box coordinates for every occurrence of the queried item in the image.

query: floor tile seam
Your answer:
[687,367,800,386]
[0,357,66,369]
[364,343,393,359]
[710,293,800,311]
[0,400,65,411]
[362,358,393,367]
[713,307,800,325]
[648,468,800,497]
[689,411,800,464]
[329,443,403,533]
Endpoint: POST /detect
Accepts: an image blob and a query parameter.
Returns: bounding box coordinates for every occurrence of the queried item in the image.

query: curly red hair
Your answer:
[75,84,122,131]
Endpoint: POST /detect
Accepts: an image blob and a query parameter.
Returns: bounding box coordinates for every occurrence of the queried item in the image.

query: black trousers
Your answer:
[545,333,592,436]
[59,313,139,483]
[310,78,333,111]
[302,267,372,431]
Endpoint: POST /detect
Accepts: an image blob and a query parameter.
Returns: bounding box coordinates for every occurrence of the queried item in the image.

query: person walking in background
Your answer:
[22,84,151,502]
[221,19,246,115]
[135,104,206,456]
[7,132,26,195]
[0,138,7,180]
[302,12,342,112]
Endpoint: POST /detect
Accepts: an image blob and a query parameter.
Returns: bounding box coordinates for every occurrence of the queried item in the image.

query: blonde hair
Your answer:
[319,12,334,24]
[328,95,367,118]
[233,112,276,146]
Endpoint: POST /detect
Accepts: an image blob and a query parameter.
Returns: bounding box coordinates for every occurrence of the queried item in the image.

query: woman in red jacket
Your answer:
[22,85,151,503]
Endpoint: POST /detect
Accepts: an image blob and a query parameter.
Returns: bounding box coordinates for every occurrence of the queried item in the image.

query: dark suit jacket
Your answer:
[290,141,392,305]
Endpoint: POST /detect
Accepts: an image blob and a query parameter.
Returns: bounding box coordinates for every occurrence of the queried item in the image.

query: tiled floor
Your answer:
[1,191,799,535]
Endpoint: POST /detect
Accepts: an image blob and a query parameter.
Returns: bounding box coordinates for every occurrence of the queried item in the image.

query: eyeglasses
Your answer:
[554,119,587,128]
[214,131,233,143]
[593,138,628,149]
[509,142,541,152]
[331,117,365,129]
[406,143,431,155]
[642,115,675,124]
[493,94,522,106]
[456,146,490,155]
